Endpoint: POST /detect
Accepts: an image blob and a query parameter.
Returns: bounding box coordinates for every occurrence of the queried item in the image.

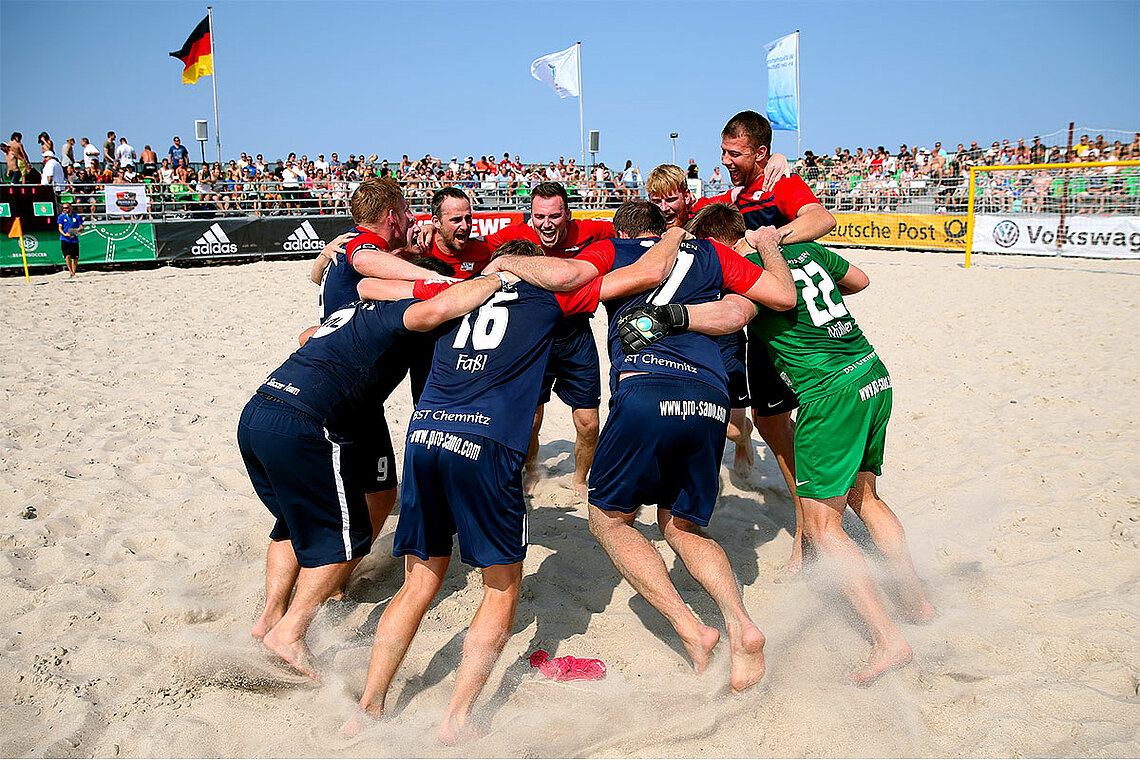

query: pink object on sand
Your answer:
[528,650,606,681]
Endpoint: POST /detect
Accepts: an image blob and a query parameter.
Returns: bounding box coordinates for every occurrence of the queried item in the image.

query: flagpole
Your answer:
[576,41,585,170]
[208,6,221,163]
[18,224,29,282]
[795,29,801,160]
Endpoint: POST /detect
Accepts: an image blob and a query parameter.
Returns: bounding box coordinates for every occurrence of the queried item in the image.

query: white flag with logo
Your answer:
[531,44,579,99]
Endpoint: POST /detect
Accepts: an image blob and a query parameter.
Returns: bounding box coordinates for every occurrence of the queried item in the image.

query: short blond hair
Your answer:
[645,163,688,199]
[350,177,405,226]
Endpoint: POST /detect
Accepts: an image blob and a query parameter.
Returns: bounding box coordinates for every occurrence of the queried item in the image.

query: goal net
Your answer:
[967,160,1140,261]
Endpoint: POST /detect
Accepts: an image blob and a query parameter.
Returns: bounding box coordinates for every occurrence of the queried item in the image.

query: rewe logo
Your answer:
[284,220,327,252]
[191,223,238,255]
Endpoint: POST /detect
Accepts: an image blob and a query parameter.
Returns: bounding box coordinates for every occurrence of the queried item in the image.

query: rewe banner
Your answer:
[973,214,1140,259]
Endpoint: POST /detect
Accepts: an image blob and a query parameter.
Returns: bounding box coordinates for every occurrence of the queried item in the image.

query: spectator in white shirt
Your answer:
[40,151,67,192]
[81,138,100,168]
[116,138,136,169]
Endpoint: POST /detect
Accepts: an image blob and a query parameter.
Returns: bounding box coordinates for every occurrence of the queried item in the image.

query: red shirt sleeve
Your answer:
[411,279,455,300]
[553,277,602,316]
[772,175,821,222]
[576,218,615,244]
[346,230,389,269]
[710,239,764,294]
[574,239,616,275]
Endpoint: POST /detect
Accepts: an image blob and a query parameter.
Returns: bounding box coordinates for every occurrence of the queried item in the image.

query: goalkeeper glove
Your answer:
[617,303,689,354]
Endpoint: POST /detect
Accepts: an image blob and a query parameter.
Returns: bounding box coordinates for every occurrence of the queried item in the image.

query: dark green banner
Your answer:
[0,222,156,268]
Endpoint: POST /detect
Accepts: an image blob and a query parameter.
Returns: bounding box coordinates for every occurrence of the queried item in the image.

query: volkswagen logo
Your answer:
[993,220,1019,248]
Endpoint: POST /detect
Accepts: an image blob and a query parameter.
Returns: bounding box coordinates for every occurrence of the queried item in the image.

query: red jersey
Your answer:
[345,228,389,268]
[426,233,494,279]
[693,174,820,231]
[485,218,615,259]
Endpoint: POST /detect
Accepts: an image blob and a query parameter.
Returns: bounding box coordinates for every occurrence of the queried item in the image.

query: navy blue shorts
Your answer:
[538,315,601,409]
[719,330,750,408]
[394,430,527,568]
[589,375,729,527]
[237,394,373,568]
[328,402,397,494]
[748,340,799,417]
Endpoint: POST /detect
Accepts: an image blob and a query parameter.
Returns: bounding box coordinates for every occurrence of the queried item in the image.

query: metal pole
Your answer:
[795,30,802,160]
[208,7,221,163]
[1056,121,1074,254]
[577,42,585,170]
[671,137,676,166]
[965,166,977,269]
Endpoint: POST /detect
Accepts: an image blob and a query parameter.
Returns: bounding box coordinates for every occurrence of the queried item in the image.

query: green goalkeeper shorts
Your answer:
[792,360,892,500]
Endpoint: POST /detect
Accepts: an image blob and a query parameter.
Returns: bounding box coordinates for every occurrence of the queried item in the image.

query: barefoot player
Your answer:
[484,183,614,498]
[238,272,508,677]
[628,204,934,683]
[495,201,796,692]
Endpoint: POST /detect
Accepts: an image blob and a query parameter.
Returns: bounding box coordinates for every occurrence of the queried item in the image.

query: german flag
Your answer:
[169,16,213,84]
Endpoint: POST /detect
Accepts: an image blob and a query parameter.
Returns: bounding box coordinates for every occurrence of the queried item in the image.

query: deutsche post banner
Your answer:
[103,184,151,216]
[822,212,968,251]
[972,214,1140,259]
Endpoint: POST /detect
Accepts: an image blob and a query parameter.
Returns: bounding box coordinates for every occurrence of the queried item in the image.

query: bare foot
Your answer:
[729,624,766,694]
[732,418,754,476]
[438,713,484,745]
[251,609,283,640]
[851,638,912,686]
[262,628,317,679]
[902,597,936,624]
[523,465,540,496]
[680,624,720,675]
[572,479,589,501]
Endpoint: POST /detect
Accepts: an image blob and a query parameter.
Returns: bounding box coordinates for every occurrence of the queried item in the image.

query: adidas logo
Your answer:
[191,223,238,255]
[284,220,327,252]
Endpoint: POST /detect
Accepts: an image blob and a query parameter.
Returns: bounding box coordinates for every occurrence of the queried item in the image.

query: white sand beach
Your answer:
[1,250,1137,757]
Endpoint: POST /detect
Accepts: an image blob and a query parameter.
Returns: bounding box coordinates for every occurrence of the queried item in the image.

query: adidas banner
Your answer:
[154,216,351,261]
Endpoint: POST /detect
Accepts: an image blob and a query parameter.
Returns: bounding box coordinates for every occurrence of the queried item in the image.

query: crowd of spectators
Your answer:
[0,129,655,218]
[796,133,1140,214]
[3,126,1137,219]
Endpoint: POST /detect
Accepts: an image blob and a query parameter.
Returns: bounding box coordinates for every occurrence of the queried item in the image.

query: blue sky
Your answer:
[3,0,1137,177]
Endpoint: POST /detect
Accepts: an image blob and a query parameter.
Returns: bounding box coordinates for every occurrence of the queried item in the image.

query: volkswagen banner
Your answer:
[973,214,1140,259]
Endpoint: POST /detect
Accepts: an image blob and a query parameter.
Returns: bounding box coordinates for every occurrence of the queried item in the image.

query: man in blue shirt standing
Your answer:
[168,136,189,167]
[57,202,83,278]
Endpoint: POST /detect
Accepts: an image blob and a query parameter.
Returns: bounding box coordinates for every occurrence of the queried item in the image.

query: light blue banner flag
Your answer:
[765,32,799,131]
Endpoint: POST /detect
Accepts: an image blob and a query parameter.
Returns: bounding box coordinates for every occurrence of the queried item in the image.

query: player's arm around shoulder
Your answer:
[402,273,516,332]
[684,294,758,335]
[484,253,599,291]
[310,231,356,284]
[598,227,687,301]
[740,227,796,311]
[778,202,836,244]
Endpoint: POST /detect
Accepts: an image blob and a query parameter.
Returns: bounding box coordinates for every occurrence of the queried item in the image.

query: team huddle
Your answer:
[236,110,935,743]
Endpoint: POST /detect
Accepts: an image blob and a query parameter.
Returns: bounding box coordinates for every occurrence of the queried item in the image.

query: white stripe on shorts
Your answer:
[324,428,352,561]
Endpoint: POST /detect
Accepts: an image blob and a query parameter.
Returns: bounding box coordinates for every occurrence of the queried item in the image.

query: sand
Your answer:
[1,250,1138,758]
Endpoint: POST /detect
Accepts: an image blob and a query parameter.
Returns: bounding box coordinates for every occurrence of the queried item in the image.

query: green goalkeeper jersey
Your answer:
[745,242,882,404]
